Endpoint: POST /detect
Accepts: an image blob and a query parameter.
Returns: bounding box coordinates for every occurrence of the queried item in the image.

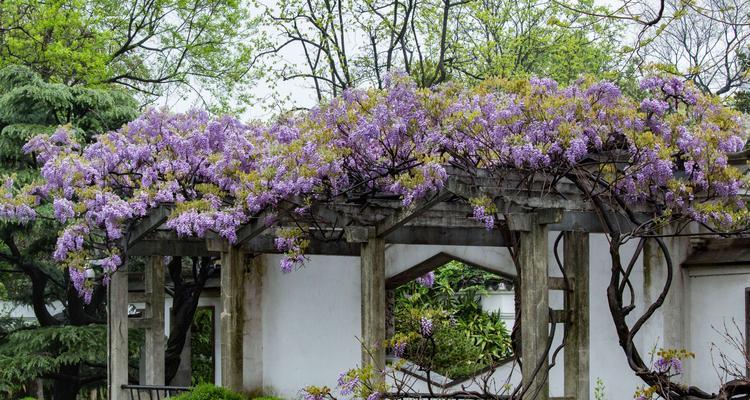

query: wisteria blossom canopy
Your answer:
[1,74,747,301]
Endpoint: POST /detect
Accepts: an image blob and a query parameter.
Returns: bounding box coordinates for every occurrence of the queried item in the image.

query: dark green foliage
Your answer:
[0,325,106,395]
[405,321,486,379]
[394,261,513,380]
[733,91,750,114]
[173,384,245,400]
[0,65,138,176]
[457,312,512,361]
[191,308,216,385]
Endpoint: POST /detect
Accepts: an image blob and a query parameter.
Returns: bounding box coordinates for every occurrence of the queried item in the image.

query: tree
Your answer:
[0,0,262,108]
[258,0,626,103]
[0,64,138,399]
[640,0,750,97]
[432,0,624,84]
[164,257,218,383]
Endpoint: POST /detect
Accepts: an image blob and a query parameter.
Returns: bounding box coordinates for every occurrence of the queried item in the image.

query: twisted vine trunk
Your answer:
[164,257,217,384]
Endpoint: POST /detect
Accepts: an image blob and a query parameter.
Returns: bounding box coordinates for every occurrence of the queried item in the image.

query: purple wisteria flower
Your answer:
[303,392,324,400]
[4,73,746,300]
[654,356,683,375]
[415,271,435,288]
[472,205,495,230]
[337,372,360,396]
[393,341,407,357]
[53,198,75,223]
[640,98,670,116]
[420,317,433,337]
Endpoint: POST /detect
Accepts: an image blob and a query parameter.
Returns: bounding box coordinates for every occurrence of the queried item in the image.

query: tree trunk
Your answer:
[164,257,216,384]
[165,282,203,383]
[52,363,81,400]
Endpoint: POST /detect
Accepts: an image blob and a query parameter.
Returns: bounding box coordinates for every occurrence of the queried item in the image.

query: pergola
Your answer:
[108,166,635,400]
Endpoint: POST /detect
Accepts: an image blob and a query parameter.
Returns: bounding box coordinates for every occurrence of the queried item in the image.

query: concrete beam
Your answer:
[220,245,245,391]
[236,205,292,245]
[386,226,508,247]
[386,251,515,289]
[128,237,216,257]
[126,206,171,247]
[108,268,129,400]
[564,231,590,400]
[144,256,165,385]
[360,238,386,377]
[520,215,549,400]
[375,190,452,238]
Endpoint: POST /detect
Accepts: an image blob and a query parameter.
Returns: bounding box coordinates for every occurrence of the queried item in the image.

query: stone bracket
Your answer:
[507,209,564,231]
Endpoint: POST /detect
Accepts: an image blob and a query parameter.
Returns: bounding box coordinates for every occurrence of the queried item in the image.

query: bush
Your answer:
[405,321,487,380]
[172,384,245,400]
[393,261,513,380]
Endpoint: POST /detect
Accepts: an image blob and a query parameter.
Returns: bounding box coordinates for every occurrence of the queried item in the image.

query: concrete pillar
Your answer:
[518,216,549,400]
[108,267,129,400]
[144,256,165,384]
[243,255,264,391]
[220,246,245,391]
[361,238,386,374]
[564,231,589,400]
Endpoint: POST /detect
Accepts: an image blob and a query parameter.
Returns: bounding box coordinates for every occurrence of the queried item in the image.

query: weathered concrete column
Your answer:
[108,267,129,400]
[361,238,386,374]
[510,212,557,400]
[243,255,264,391]
[144,256,165,385]
[563,231,589,400]
[220,245,245,391]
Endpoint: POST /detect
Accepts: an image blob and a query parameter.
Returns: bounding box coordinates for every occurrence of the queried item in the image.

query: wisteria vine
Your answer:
[2,74,746,297]
[0,73,748,397]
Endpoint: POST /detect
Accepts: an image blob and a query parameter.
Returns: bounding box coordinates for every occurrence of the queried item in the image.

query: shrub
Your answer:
[172,384,245,400]
[393,261,513,379]
[405,321,487,379]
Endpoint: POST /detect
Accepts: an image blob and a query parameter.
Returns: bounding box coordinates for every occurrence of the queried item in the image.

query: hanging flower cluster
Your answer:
[634,348,696,399]
[414,271,435,288]
[0,74,746,300]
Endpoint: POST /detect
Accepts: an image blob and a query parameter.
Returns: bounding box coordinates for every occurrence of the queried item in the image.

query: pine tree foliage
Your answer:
[0,325,106,392]
[0,64,138,398]
[0,65,138,178]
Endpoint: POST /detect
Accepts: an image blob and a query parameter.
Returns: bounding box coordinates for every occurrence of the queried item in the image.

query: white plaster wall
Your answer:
[586,233,645,398]
[480,290,515,327]
[686,265,750,391]
[252,234,703,400]
[385,244,515,278]
[262,254,363,398]
[0,300,64,320]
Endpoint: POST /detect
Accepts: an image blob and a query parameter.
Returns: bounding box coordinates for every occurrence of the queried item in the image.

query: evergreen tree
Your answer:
[0,64,138,399]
